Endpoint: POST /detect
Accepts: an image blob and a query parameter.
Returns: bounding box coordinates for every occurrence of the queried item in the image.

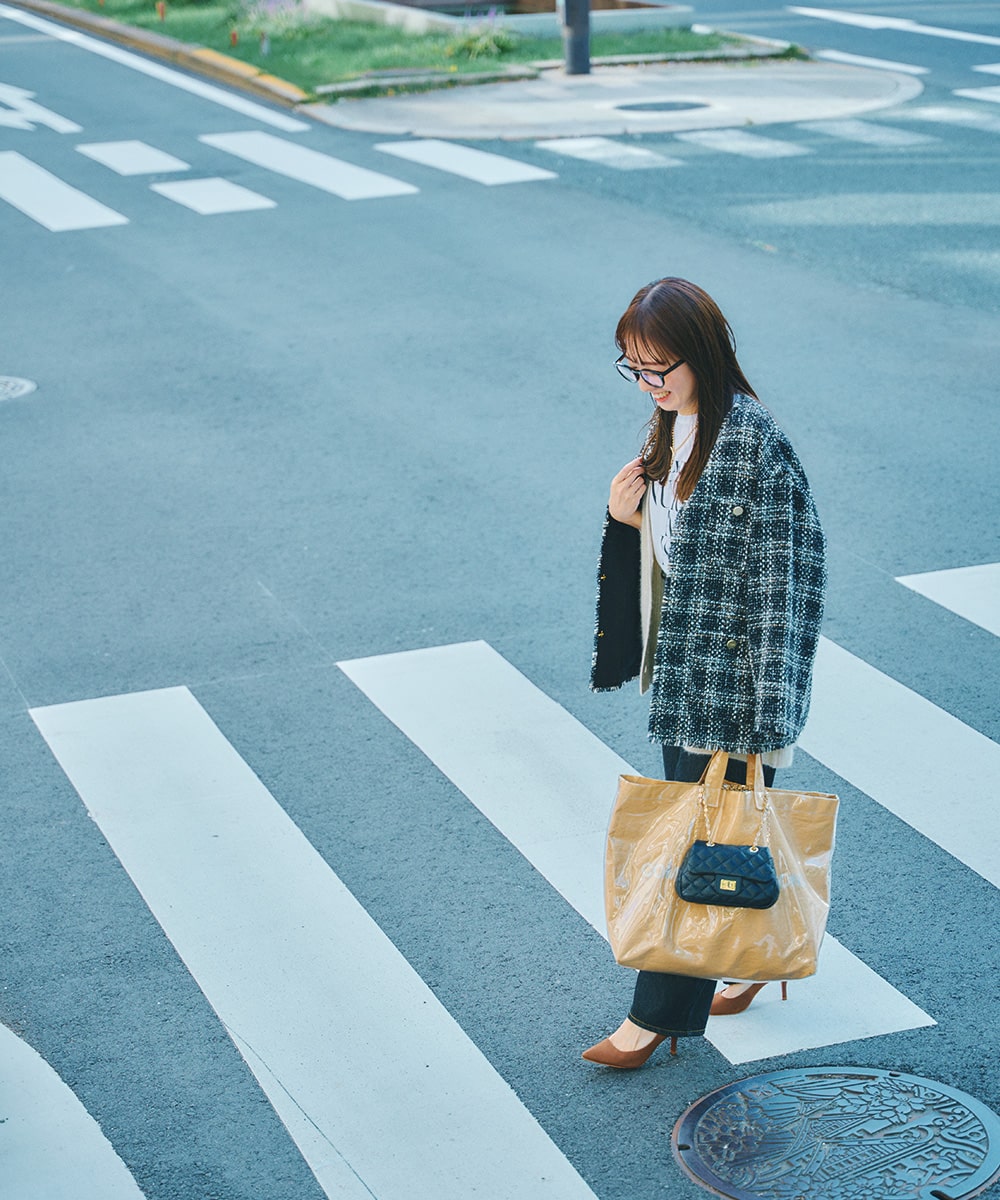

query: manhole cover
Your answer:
[614,100,710,112]
[673,1067,1000,1200]
[0,377,37,401]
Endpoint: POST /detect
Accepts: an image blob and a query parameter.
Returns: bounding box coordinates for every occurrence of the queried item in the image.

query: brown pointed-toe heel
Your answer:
[581,1033,677,1068]
[710,981,788,1016]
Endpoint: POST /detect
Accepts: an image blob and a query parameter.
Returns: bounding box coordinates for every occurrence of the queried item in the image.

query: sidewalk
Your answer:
[5,0,923,139]
[305,60,924,139]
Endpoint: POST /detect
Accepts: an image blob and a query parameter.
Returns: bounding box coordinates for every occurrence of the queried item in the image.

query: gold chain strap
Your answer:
[697,785,770,852]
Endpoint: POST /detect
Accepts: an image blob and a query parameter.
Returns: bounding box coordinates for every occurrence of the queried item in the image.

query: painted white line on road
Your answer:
[151,177,276,213]
[201,131,418,199]
[896,562,1000,638]
[339,640,934,1065]
[887,104,1000,133]
[974,63,1000,75]
[801,637,1000,888]
[535,136,683,169]
[0,5,310,131]
[0,1023,145,1200]
[954,86,1000,106]
[813,49,928,75]
[30,686,597,1200]
[77,140,190,175]
[674,128,810,158]
[375,139,556,184]
[789,6,1000,46]
[0,81,81,131]
[797,118,937,146]
[0,151,128,231]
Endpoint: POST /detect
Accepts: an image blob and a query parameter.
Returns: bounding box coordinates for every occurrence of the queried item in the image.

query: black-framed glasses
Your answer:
[615,354,686,387]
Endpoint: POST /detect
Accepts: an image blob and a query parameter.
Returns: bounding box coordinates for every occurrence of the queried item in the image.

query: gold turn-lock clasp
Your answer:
[719,879,737,892]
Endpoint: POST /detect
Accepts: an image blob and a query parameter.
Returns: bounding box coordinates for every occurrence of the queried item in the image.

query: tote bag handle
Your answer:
[700,750,767,803]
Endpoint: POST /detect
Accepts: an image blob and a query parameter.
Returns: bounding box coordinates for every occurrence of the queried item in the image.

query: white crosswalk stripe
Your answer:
[375,138,557,184]
[896,563,1000,638]
[0,1023,145,1200]
[801,637,1000,889]
[151,177,276,214]
[0,150,128,231]
[31,687,599,1200]
[535,136,683,169]
[674,128,811,158]
[76,140,190,175]
[797,118,938,146]
[888,104,1000,133]
[200,130,418,200]
[954,86,1000,106]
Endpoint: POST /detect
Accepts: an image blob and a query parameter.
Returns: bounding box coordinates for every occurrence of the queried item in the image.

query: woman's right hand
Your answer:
[609,457,646,528]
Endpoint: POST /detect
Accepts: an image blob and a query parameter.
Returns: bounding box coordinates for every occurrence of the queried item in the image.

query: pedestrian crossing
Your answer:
[0,103,993,232]
[339,639,937,1067]
[0,150,128,231]
[31,687,598,1200]
[19,569,1000,1197]
[0,1022,144,1200]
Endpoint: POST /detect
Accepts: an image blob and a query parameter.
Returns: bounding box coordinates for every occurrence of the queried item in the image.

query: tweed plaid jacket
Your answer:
[591,395,826,754]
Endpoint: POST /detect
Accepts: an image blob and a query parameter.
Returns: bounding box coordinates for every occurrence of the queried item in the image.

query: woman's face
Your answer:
[622,342,699,416]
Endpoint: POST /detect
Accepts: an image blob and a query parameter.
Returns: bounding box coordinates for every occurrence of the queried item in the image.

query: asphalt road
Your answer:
[1,3,999,1198]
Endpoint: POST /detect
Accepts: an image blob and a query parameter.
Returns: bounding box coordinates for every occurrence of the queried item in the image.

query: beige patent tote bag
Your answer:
[604,751,839,981]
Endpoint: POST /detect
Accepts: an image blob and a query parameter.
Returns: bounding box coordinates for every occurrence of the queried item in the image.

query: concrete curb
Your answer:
[5,0,798,110]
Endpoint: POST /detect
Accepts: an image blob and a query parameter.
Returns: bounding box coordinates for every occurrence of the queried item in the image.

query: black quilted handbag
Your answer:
[675,839,779,909]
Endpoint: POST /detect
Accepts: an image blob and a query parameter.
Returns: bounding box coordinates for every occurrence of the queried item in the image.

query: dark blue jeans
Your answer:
[627,746,777,1038]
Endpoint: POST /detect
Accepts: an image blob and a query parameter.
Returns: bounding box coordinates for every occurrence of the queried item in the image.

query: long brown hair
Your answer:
[615,278,757,501]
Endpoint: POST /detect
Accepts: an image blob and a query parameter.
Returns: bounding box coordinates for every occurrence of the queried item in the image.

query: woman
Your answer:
[584,278,826,1068]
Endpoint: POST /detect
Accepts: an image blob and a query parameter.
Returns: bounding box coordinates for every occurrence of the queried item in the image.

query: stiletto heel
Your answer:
[710,981,789,1016]
[582,1032,674,1069]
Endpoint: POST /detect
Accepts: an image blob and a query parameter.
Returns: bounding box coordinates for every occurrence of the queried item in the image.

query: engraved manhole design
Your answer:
[672,1068,1000,1200]
[0,377,37,401]
[613,100,711,112]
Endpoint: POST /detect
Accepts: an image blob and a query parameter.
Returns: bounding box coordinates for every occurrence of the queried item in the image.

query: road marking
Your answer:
[0,1023,145,1200]
[0,81,81,131]
[77,140,190,175]
[339,639,934,1066]
[896,562,1000,638]
[797,118,937,146]
[974,63,1000,75]
[535,136,684,169]
[30,686,597,1200]
[813,49,928,75]
[801,637,1000,888]
[674,128,810,158]
[375,138,557,184]
[886,104,1000,133]
[0,151,128,231]
[733,192,1000,226]
[954,86,1000,105]
[0,5,310,131]
[201,131,418,199]
[151,177,276,213]
[789,6,1000,46]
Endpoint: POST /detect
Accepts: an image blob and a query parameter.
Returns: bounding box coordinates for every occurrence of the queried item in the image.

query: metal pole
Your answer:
[562,0,590,75]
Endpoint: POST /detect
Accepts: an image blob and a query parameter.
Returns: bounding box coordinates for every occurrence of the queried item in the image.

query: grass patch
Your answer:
[59,0,761,93]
